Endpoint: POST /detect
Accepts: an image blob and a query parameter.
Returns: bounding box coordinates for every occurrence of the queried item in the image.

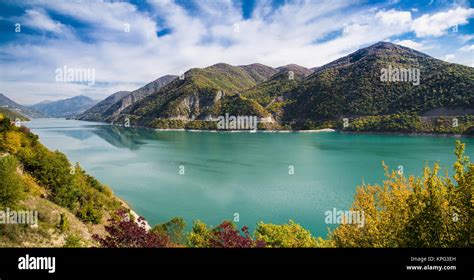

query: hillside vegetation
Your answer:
[78,42,473,134]
[284,42,474,125]
[0,107,29,121]
[0,113,123,247]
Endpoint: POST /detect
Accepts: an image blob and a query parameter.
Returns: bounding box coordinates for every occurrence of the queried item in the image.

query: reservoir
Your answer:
[26,118,473,237]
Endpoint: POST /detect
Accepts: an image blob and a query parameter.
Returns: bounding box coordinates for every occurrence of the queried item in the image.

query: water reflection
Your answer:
[90,125,150,150]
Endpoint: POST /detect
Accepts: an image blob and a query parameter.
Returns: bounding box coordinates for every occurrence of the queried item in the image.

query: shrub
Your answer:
[93,210,169,248]
[63,234,84,248]
[187,220,264,248]
[0,156,25,208]
[209,221,265,248]
[152,217,186,245]
[3,131,22,154]
[255,220,317,248]
[331,140,473,248]
[187,220,213,247]
[57,213,69,233]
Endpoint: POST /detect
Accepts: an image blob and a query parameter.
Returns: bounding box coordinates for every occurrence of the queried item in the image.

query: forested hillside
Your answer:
[78,42,473,133]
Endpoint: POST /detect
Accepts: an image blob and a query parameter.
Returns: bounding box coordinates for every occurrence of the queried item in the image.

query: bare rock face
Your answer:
[114,94,141,116]
[79,75,177,122]
[259,116,275,123]
[169,90,226,120]
[214,90,225,102]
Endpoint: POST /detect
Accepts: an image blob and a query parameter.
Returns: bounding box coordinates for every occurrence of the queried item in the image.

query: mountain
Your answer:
[276,64,313,77]
[77,75,177,122]
[283,42,474,124]
[239,63,278,83]
[0,93,45,118]
[34,100,53,105]
[100,75,177,122]
[0,107,29,121]
[75,91,130,121]
[112,63,276,127]
[31,95,98,118]
[242,64,312,121]
[76,42,473,131]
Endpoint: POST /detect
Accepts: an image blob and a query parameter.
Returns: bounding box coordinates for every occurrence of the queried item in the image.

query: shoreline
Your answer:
[153,127,473,137]
[116,197,152,231]
[154,128,337,133]
[65,118,473,136]
[339,130,473,138]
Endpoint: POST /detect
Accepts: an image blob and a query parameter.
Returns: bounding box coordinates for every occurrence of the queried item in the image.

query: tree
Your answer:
[3,131,22,154]
[187,220,265,248]
[255,220,318,248]
[0,156,25,208]
[331,140,473,248]
[152,217,186,245]
[187,220,213,248]
[209,221,264,248]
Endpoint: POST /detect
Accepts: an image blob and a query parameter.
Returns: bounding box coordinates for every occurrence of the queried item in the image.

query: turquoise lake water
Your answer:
[26,118,473,237]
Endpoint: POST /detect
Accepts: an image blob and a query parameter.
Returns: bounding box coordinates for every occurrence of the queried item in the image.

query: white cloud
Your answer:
[411,7,474,37]
[459,44,474,52]
[1,0,473,104]
[392,39,431,51]
[375,9,412,29]
[444,54,455,61]
[22,9,70,34]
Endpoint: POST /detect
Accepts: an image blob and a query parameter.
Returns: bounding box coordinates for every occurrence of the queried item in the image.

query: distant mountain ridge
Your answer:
[77,75,177,122]
[75,42,473,132]
[31,95,98,118]
[75,91,130,121]
[0,93,45,118]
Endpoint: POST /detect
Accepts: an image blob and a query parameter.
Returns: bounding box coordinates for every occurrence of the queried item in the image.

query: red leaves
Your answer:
[94,211,264,248]
[209,221,265,248]
[93,210,169,248]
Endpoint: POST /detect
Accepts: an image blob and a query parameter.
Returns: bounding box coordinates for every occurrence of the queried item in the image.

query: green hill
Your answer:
[0,115,125,247]
[0,107,30,121]
[115,63,278,128]
[283,42,474,125]
[0,93,45,118]
[77,42,473,133]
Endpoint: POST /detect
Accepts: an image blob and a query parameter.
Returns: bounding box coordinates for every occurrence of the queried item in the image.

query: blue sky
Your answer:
[0,0,473,104]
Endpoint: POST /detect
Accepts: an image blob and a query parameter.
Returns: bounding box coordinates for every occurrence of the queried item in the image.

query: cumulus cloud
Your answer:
[392,39,431,51]
[411,7,474,37]
[0,0,473,104]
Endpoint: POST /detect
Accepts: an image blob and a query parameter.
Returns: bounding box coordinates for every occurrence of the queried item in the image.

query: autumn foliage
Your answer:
[93,210,169,248]
[331,140,473,248]
[209,221,265,248]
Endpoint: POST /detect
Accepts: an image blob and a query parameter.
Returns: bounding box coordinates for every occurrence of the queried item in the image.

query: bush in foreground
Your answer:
[93,210,169,248]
